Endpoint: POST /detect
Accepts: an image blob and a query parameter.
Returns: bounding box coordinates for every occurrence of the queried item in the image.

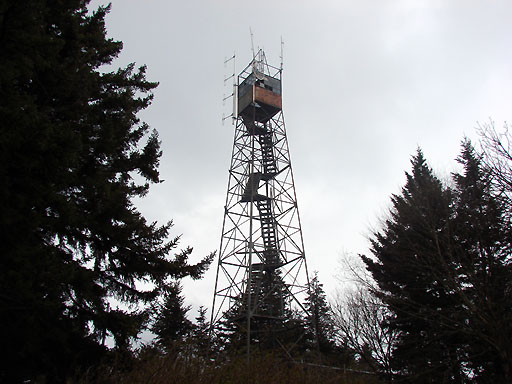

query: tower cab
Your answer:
[237,67,282,123]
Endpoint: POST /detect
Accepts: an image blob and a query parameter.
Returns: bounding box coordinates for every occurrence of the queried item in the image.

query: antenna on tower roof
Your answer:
[222,52,236,125]
[280,37,284,70]
[250,27,255,60]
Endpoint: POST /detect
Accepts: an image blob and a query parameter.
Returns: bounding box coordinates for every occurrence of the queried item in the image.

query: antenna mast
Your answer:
[250,27,255,59]
[280,37,284,70]
[222,53,236,125]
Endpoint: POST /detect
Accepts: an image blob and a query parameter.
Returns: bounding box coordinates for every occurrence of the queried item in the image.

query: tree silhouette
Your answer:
[363,143,512,383]
[0,1,212,381]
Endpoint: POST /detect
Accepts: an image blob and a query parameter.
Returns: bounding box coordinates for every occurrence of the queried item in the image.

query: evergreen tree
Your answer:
[152,281,193,352]
[451,141,512,382]
[363,149,465,382]
[0,1,212,381]
[215,266,301,354]
[190,306,212,356]
[304,272,336,354]
[363,144,512,383]
[215,286,308,357]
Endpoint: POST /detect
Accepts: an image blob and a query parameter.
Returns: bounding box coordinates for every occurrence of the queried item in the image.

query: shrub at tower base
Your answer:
[0,1,212,382]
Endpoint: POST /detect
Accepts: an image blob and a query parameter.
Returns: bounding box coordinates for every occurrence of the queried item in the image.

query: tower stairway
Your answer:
[239,124,282,318]
[259,132,277,178]
[240,172,263,202]
[256,198,279,267]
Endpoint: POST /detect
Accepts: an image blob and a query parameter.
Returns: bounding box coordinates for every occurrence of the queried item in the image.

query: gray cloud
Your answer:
[91,0,512,314]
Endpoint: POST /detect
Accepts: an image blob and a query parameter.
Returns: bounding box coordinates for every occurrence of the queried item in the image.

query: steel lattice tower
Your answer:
[211,50,311,352]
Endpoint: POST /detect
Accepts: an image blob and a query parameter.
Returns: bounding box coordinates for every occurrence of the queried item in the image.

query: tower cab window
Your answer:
[255,79,273,92]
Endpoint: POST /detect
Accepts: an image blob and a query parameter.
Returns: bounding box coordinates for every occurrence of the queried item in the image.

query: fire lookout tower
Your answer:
[211,50,312,352]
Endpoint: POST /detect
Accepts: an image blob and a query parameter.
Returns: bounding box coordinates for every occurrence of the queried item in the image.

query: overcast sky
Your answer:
[90,0,512,315]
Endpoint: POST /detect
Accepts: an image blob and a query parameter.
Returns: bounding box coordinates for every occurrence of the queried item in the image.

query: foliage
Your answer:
[362,143,512,383]
[79,348,382,384]
[0,0,212,381]
[214,304,306,357]
[478,120,512,197]
[213,266,309,356]
[332,287,398,379]
[363,149,460,382]
[304,271,337,354]
[152,281,193,352]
